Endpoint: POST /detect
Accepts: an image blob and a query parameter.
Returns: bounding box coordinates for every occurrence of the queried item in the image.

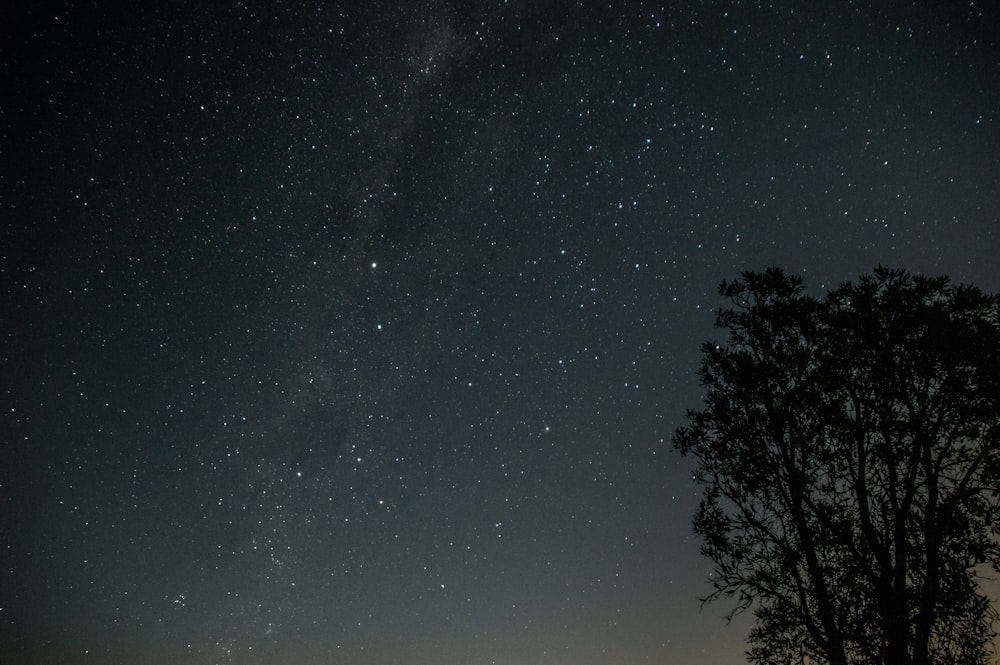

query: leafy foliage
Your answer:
[674,267,1000,665]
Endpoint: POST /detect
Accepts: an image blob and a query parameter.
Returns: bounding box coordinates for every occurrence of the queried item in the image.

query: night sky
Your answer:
[2,2,999,664]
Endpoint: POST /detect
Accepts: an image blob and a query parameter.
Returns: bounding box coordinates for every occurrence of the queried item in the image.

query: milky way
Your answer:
[2,2,998,664]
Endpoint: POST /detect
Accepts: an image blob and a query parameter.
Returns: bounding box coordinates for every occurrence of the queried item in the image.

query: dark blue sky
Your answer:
[3,2,998,663]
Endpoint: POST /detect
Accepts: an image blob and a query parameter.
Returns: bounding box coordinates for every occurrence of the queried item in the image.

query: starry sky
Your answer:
[2,1,999,664]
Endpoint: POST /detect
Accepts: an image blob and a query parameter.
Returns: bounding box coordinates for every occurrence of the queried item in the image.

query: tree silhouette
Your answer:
[674,267,1000,665]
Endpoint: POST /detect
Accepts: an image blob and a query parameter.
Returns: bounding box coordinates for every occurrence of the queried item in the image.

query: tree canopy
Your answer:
[674,267,1000,665]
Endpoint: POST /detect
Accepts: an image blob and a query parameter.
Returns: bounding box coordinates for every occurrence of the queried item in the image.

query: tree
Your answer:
[673,267,1000,665]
